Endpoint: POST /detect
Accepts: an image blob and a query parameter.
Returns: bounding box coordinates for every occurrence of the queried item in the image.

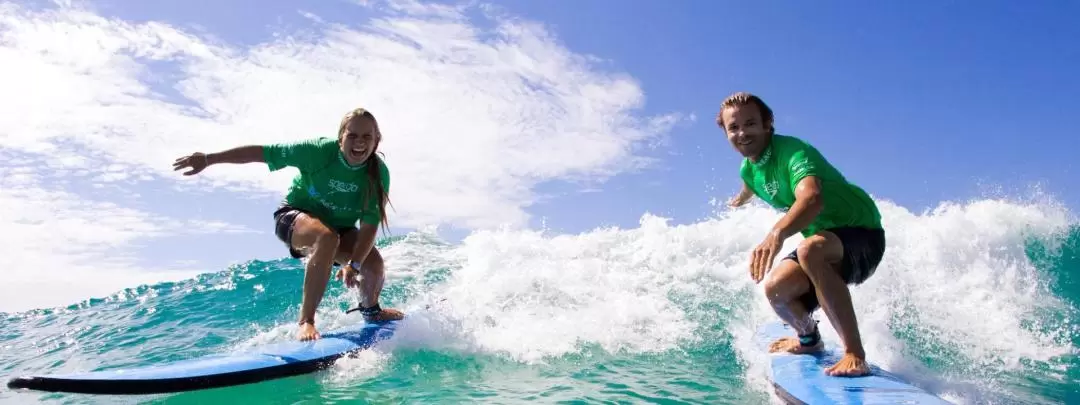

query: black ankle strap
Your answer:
[346,303,381,317]
[798,321,821,347]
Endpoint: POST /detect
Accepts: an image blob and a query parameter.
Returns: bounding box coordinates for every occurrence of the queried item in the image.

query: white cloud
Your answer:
[0,158,243,313]
[0,0,685,310]
[1,0,685,230]
[366,0,470,19]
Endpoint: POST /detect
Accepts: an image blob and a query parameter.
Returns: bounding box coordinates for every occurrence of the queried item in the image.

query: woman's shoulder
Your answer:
[376,155,390,178]
[310,136,339,149]
[304,136,340,158]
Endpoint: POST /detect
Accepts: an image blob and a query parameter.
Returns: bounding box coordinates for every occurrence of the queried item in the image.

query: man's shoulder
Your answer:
[771,134,828,162]
[771,133,814,152]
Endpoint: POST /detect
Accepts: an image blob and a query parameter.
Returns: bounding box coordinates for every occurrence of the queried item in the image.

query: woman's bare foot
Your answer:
[768,336,824,354]
[825,352,870,377]
[365,308,405,322]
[297,322,320,341]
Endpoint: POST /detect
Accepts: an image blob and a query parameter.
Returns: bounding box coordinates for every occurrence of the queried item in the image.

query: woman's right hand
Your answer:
[173,152,210,176]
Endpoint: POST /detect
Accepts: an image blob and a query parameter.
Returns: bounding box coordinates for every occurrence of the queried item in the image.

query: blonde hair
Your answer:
[338,108,380,141]
[338,108,392,232]
[716,91,774,134]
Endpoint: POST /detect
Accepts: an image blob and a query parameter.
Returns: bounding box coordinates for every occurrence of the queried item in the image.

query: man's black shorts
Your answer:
[781,227,886,313]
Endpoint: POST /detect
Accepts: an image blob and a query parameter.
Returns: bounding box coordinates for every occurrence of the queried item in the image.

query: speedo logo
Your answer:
[327,179,358,193]
[763,180,779,197]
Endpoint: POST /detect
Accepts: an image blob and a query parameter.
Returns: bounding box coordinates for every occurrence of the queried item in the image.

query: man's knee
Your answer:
[763,259,811,304]
[795,236,826,262]
[795,233,843,277]
[762,274,789,303]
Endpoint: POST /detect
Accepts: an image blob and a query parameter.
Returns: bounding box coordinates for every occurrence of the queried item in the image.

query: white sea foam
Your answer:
[231,197,1076,403]
[396,197,1075,403]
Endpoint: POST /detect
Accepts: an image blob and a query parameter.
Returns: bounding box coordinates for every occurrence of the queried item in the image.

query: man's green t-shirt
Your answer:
[739,134,881,237]
[262,137,390,229]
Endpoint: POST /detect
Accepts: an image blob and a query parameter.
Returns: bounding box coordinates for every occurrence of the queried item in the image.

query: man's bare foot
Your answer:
[825,352,870,377]
[365,308,405,322]
[297,322,320,341]
[768,337,824,354]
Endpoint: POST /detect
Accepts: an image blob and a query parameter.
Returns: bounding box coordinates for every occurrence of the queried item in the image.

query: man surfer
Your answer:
[172,107,405,341]
[719,92,885,377]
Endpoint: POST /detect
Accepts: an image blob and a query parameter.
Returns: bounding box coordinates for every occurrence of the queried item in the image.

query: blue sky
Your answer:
[2,0,1078,312]
[504,0,1080,229]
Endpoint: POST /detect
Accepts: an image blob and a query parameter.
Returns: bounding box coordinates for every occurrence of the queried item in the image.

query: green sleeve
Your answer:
[359,158,391,226]
[787,145,824,191]
[380,158,390,194]
[262,138,326,172]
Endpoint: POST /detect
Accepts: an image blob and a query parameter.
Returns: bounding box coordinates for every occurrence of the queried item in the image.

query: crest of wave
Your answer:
[394,204,795,364]
[233,195,1076,403]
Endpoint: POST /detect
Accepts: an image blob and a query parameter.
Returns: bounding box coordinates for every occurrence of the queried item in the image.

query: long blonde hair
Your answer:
[338,108,392,232]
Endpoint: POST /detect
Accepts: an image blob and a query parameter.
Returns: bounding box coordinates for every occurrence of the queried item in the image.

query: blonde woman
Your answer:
[173,108,405,341]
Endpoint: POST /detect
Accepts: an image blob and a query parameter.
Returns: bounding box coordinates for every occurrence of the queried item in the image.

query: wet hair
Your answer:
[337,108,392,232]
[716,91,775,135]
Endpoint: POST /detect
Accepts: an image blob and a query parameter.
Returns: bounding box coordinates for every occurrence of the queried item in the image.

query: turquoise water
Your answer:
[2,200,1078,404]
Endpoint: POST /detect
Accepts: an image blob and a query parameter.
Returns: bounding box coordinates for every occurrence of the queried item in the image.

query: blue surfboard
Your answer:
[756,321,952,405]
[6,319,399,395]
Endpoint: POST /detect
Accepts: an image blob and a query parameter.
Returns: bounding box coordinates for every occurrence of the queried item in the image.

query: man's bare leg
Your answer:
[764,259,823,354]
[797,232,870,377]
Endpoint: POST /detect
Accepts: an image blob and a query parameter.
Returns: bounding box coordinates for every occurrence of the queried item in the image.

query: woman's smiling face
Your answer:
[339,115,379,165]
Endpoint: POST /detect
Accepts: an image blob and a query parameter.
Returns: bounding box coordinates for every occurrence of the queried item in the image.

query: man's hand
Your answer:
[750,175,822,283]
[727,194,750,208]
[750,230,784,283]
[335,265,359,288]
[728,183,754,208]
